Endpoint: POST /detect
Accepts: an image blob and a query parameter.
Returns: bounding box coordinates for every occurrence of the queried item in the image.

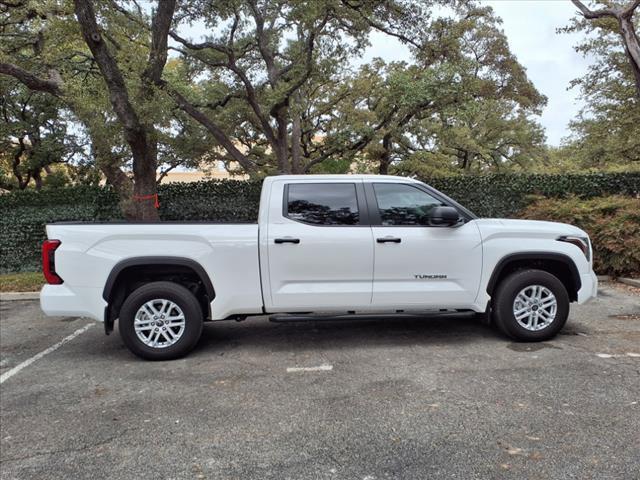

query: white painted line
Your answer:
[286,364,333,373]
[596,352,640,359]
[0,323,94,384]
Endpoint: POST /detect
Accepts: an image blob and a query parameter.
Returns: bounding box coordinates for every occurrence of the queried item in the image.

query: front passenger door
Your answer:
[368,182,482,308]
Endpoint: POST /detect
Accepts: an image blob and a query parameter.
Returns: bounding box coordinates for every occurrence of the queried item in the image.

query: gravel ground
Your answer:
[1,281,639,480]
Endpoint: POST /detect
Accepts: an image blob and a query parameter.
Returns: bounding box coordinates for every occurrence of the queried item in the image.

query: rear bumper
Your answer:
[577,271,598,304]
[40,284,105,321]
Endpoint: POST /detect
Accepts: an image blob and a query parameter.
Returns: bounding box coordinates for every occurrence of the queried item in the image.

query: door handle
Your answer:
[274,238,300,244]
[377,237,401,244]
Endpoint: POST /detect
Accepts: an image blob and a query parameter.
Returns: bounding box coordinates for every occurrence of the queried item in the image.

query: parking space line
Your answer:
[286,364,333,373]
[0,323,94,384]
[596,352,640,359]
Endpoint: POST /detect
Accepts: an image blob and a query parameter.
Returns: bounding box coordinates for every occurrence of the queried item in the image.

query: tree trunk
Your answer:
[131,146,159,220]
[274,106,290,173]
[101,163,137,219]
[12,137,29,189]
[378,133,392,175]
[74,0,160,221]
[291,112,303,174]
[33,170,43,190]
[619,16,640,97]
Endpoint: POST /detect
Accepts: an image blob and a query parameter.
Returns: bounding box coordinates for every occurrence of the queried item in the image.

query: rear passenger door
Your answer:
[265,180,374,311]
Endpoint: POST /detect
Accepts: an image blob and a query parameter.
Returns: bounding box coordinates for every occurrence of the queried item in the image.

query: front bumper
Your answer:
[577,271,598,304]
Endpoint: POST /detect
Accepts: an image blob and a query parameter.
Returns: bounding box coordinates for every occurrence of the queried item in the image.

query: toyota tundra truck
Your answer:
[40,175,597,360]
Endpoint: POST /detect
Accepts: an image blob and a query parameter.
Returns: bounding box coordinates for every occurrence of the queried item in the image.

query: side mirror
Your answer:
[428,206,461,226]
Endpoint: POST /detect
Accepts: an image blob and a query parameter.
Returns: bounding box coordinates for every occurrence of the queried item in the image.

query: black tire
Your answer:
[492,269,569,341]
[118,281,203,360]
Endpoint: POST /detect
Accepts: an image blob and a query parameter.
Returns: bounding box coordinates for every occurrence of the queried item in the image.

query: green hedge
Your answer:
[519,196,640,276]
[427,172,640,218]
[1,172,638,273]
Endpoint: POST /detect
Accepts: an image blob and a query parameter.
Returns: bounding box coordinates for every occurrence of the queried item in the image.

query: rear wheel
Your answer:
[118,281,203,360]
[493,269,569,341]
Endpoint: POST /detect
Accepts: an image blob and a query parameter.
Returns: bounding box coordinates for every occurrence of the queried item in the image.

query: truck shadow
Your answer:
[194,313,501,355]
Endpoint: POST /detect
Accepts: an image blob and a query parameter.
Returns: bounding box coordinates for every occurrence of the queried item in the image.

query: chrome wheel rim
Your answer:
[513,285,557,331]
[134,299,186,348]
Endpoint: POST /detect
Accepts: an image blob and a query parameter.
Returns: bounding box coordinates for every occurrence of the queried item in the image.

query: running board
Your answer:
[269,310,474,323]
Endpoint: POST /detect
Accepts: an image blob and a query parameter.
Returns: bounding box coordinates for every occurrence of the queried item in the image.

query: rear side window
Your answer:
[373,183,444,226]
[285,183,359,225]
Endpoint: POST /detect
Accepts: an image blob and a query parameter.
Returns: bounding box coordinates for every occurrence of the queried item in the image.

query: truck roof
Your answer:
[264,174,421,183]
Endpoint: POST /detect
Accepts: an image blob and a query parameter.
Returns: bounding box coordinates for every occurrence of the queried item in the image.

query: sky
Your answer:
[357,0,592,146]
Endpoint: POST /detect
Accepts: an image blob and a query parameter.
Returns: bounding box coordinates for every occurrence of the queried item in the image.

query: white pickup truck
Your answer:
[40,175,597,360]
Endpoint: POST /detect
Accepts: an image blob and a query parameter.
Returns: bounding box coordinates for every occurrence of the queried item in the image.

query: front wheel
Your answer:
[119,281,204,360]
[492,269,569,341]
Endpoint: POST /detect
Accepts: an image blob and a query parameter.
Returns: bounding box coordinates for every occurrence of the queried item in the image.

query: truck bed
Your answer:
[41,223,264,321]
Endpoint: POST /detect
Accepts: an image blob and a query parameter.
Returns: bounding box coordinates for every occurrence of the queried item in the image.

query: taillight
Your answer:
[42,239,63,284]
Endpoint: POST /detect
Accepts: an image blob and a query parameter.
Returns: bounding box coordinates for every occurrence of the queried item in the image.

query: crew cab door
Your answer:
[264,180,374,311]
[367,182,482,308]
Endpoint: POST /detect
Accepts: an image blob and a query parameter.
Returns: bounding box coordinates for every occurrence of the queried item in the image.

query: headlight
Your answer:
[557,235,591,262]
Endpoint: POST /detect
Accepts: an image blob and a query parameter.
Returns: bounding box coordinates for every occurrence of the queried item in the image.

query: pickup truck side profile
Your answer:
[40,175,597,360]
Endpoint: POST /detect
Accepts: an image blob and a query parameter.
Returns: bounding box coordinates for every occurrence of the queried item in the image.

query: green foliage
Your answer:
[426,172,640,218]
[331,5,548,176]
[0,78,83,190]
[519,195,640,277]
[2,172,638,274]
[558,5,640,168]
[0,180,261,273]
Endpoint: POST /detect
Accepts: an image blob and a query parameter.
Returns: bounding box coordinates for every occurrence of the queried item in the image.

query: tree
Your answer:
[571,0,640,97]
[318,4,547,176]
[0,78,85,190]
[71,0,176,220]
[0,0,178,219]
[560,0,640,167]
[163,0,436,174]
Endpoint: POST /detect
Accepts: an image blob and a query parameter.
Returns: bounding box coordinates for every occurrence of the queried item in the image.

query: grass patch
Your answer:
[0,272,44,292]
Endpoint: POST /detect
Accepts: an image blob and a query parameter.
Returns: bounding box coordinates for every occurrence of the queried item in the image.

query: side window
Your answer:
[286,183,360,225]
[373,183,444,226]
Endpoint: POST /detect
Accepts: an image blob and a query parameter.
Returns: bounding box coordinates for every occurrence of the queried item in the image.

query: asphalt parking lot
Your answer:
[1,282,639,480]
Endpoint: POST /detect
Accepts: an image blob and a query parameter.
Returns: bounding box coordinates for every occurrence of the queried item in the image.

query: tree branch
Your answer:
[142,0,176,84]
[164,85,257,173]
[570,0,617,19]
[621,0,640,18]
[303,105,401,172]
[572,0,640,97]
[247,0,278,86]
[169,31,231,54]
[339,0,421,48]
[73,0,144,135]
[0,62,63,96]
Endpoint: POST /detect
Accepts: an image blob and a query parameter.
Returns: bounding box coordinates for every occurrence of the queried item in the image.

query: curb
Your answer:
[0,292,40,302]
[618,278,640,288]
[596,275,611,282]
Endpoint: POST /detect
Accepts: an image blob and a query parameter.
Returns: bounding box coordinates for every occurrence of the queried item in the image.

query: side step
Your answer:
[269,310,474,323]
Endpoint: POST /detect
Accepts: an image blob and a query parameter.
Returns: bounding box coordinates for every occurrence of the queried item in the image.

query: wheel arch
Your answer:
[103,256,215,334]
[486,252,581,302]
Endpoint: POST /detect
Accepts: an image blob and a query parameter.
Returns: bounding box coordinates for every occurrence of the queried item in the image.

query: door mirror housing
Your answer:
[428,206,461,226]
